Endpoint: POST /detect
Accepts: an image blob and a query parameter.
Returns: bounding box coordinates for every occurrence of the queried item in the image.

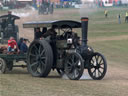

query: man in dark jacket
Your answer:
[17,38,23,50]
[20,39,28,53]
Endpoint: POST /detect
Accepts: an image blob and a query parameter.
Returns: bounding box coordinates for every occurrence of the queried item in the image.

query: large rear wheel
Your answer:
[65,52,84,80]
[27,40,53,77]
[88,52,107,80]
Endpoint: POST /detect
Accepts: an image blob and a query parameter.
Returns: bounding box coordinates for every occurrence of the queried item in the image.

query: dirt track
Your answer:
[0,8,128,96]
[1,63,128,96]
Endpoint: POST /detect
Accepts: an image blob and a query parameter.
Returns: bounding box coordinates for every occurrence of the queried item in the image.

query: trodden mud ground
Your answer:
[0,8,128,96]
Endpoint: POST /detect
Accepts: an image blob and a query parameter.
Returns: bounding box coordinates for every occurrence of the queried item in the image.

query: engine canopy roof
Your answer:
[23,20,81,28]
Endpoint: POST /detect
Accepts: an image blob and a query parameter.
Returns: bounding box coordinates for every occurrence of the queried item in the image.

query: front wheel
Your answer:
[65,52,84,80]
[88,52,107,80]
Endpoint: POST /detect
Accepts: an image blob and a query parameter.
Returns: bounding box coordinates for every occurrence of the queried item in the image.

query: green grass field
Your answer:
[91,40,128,67]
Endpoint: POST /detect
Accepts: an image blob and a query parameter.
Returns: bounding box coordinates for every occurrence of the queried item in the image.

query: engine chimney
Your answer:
[81,17,88,47]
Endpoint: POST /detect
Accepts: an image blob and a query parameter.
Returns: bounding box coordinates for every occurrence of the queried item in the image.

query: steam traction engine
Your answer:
[23,17,107,80]
[0,12,20,43]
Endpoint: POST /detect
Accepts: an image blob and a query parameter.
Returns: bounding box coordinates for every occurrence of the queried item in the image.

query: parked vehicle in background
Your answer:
[38,0,54,15]
[0,12,20,44]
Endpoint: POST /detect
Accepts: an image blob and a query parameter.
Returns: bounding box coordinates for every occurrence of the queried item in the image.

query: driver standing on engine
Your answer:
[42,28,56,38]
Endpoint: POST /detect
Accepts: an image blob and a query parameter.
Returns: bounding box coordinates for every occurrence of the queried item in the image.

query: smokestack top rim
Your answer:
[81,17,89,21]
[81,17,88,19]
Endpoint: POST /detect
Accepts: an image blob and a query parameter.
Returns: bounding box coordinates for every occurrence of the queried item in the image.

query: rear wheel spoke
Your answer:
[41,57,46,60]
[30,62,38,67]
[38,63,44,73]
[98,69,102,74]
[40,61,45,69]
[99,58,103,64]
[67,61,72,66]
[34,50,38,55]
[92,69,96,74]
[100,66,104,69]
[99,63,104,65]
[38,45,41,54]
[96,55,99,62]
[75,69,79,76]
[32,65,39,72]
[29,53,36,57]
[98,70,100,77]
[93,69,96,77]
[91,59,95,63]
[41,49,45,56]
[74,60,79,66]
[33,45,38,51]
